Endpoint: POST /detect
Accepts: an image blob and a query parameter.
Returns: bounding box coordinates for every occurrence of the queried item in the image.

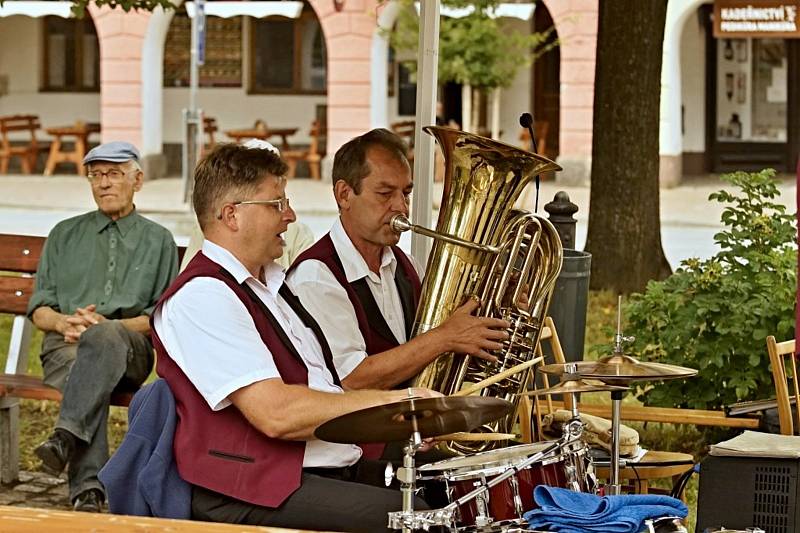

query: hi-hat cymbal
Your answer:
[539,357,697,383]
[519,378,628,396]
[314,396,512,444]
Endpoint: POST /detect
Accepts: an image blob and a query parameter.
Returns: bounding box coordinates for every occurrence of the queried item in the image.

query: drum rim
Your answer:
[417,440,586,480]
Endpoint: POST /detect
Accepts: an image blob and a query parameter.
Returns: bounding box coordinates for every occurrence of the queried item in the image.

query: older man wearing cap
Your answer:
[28,141,178,512]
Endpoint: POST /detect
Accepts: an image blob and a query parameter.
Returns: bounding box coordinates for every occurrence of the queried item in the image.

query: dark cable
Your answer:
[519,112,540,212]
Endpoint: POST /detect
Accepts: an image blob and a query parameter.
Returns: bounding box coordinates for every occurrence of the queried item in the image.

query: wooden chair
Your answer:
[203,116,218,150]
[0,115,42,174]
[767,335,798,435]
[283,120,322,180]
[518,120,549,156]
[390,120,416,148]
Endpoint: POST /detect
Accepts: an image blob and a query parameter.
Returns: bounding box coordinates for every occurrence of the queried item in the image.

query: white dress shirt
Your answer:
[287,218,422,379]
[153,239,361,468]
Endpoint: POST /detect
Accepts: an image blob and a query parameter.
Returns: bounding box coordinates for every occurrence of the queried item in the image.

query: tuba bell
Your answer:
[392,126,564,455]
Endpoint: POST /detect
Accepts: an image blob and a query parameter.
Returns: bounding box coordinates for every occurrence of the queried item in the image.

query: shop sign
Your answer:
[714,0,800,38]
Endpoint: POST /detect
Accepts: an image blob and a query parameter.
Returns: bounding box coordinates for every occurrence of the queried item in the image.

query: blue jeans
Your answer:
[40,320,153,502]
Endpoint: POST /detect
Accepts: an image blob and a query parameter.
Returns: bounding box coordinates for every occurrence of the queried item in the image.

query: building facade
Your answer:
[1,0,794,184]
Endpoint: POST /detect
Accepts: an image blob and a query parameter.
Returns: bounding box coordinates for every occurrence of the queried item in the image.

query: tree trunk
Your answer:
[584,0,672,294]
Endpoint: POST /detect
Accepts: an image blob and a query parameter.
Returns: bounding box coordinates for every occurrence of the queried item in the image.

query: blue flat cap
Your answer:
[83,141,141,165]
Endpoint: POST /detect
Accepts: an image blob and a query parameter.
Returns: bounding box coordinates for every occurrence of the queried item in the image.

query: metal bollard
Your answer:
[544,191,578,250]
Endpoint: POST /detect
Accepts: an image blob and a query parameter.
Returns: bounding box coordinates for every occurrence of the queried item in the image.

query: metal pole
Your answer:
[182,0,205,204]
[410,0,439,266]
[608,389,623,495]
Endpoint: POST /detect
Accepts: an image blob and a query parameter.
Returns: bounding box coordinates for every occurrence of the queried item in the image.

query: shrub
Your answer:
[625,169,796,410]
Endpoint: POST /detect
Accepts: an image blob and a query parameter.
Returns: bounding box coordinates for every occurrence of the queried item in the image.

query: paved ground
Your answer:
[0,471,70,511]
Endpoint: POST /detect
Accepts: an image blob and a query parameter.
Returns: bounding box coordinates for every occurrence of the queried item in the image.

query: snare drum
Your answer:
[417,440,591,528]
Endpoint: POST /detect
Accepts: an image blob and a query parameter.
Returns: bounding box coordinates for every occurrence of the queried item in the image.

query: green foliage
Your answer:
[624,169,797,410]
[0,0,179,17]
[387,0,556,89]
[68,0,176,17]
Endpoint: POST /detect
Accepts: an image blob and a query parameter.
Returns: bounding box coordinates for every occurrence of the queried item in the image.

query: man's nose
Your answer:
[392,192,409,214]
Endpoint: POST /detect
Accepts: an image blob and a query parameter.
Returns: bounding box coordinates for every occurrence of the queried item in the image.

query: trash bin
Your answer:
[545,249,592,363]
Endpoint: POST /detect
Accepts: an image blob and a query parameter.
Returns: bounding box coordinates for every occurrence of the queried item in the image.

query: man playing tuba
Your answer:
[287,129,509,446]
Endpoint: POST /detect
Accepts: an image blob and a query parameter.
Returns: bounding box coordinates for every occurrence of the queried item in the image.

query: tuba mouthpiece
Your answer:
[389,214,412,233]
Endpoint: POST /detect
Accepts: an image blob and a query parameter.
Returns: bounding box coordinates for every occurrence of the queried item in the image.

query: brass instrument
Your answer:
[392,126,564,454]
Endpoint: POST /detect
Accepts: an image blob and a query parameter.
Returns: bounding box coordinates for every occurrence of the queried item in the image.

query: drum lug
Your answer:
[509,474,524,517]
[473,476,494,527]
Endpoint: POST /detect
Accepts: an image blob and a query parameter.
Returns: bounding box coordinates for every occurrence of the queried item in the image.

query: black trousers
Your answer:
[191,459,429,532]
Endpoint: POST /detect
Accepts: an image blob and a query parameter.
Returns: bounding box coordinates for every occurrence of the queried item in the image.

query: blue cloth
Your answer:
[98,379,191,519]
[523,486,688,533]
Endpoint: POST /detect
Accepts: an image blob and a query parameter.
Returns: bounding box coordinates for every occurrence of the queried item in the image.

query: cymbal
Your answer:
[539,356,697,383]
[315,396,513,444]
[519,378,628,396]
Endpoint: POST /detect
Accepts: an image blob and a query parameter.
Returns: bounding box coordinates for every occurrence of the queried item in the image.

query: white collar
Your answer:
[202,239,285,296]
[330,218,396,283]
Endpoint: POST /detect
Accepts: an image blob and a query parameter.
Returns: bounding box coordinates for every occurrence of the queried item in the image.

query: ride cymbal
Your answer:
[314,396,513,444]
[519,378,628,396]
[538,357,697,383]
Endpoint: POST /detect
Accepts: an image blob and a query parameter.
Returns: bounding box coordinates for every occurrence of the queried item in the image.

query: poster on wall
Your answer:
[737,72,747,103]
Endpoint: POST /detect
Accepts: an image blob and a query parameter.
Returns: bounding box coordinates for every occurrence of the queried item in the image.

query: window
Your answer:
[42,15,99,91]
[163,8,243,88]
[716,37,788,142]
[250,6,327,94]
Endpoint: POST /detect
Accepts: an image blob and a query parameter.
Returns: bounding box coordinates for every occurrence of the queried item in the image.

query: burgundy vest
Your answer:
[153,252,340,508]
[289,234,422,356]
[289,235,422,459]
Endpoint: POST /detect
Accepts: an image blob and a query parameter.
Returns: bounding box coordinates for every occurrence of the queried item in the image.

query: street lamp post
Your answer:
[181,0,206,204]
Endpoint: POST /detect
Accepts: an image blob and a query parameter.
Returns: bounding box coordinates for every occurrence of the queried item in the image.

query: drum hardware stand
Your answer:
[607,297,634,496]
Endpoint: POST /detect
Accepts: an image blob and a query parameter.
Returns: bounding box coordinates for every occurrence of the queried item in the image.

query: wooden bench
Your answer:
[0,233,186,483]
[0,115,43,174]
[0,504,323,532]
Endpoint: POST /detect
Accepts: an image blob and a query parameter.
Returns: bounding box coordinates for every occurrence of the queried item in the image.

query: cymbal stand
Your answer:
[388,397,428,532]
[607,296,631,496]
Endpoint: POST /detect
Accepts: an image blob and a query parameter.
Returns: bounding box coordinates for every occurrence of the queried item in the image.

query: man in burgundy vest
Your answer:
[287,129,509,460]
[152,142,430,532]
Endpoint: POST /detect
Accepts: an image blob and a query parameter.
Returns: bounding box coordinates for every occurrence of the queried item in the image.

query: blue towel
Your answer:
[523,486,688,533]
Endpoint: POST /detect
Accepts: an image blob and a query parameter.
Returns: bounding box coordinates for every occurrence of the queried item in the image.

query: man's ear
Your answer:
[333,180,353,210]
[217,203,239,230]
[132,169,144,192]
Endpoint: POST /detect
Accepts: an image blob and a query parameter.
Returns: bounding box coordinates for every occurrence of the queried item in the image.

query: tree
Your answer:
[584,0,672,294]
[388,0,554,134]
[69,0,175,16]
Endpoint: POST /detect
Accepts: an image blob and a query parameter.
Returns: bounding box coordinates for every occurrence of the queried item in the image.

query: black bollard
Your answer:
[544,191,578,250]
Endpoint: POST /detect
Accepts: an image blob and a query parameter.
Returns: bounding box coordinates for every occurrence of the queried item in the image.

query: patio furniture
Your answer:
[0,114,42,174]
[225,120,298,152]
[203,116,218,150]
[283,120,323,180]
[767,336,799,435]
[43,121,101,176]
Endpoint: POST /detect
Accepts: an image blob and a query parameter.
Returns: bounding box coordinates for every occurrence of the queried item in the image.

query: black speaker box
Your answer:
[696,455,800,533]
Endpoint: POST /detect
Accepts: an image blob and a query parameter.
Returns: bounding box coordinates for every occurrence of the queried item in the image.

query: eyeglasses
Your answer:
[86,169,134,184]
[216,197,291,219]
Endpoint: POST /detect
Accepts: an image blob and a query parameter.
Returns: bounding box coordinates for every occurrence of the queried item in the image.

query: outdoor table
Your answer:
[225,127,298,152]
[44,122,101,176]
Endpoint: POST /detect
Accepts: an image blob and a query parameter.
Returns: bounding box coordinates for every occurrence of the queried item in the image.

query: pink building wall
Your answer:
[90,5,151,149]
[542,0,598,185]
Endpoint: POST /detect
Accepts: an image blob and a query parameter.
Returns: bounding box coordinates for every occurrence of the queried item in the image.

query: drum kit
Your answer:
[315,309,698,532]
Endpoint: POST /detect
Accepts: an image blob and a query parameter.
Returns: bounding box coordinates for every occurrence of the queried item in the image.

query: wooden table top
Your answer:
[45,123,101,136]
[225,127,298,140]
[0,505,329,532]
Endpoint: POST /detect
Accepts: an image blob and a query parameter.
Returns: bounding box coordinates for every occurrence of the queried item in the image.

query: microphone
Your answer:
[519,112,541,212]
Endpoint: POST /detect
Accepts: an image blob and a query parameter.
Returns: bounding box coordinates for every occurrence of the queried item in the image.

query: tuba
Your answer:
[392,126,564,455]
